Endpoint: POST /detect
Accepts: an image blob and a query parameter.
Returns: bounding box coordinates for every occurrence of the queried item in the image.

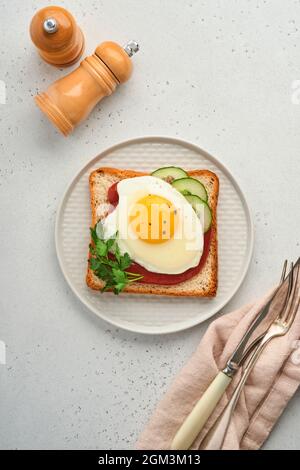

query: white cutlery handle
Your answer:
[170,372,232,450]
[201,335,271,450]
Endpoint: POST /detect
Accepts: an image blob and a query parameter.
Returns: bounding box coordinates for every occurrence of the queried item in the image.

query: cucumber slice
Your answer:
[172,177,208,201]
[151,166,188,183]
[184,194,212,233]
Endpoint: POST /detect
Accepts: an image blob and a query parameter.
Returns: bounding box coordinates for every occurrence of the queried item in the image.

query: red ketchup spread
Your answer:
[107,182,212,285]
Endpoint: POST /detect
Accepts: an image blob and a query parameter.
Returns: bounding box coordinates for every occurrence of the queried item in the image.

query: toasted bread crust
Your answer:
[86,167,219,297]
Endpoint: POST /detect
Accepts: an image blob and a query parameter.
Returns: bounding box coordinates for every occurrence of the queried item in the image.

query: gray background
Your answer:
[1,0,300,449]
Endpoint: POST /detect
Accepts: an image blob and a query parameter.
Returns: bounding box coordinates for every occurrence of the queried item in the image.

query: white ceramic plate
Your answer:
[55,137,253,334]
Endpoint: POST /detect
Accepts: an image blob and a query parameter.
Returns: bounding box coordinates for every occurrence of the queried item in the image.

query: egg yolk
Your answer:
[129,194,177,244]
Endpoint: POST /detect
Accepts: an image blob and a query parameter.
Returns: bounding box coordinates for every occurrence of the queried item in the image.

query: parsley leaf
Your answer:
[119,252,131,271]
[95,239,108,257]
[88,223,143,294]
[90,227,98,244]
[112,268,127,284]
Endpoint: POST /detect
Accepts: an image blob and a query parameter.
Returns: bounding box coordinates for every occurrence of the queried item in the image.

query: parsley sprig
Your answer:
[89,224,143,294]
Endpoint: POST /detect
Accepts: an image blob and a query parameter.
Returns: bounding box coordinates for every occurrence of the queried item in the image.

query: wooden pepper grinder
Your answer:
[35,40,139,136]
[30,5,84,67]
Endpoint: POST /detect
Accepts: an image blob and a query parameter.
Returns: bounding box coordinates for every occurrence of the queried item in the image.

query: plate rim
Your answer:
[55,136,254,335]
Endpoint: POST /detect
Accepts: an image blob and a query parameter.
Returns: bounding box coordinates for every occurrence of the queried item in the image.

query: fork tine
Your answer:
[293,257,300,270]
[279,263,300,324]
[276,263,294,322]
[285,264,300,327]
[280,260,288,283]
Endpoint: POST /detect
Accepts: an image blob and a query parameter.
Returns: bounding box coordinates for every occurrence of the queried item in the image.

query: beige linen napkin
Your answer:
[136,287,300,450]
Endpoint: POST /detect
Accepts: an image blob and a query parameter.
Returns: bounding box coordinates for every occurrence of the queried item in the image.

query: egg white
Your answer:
[100,176,204,275]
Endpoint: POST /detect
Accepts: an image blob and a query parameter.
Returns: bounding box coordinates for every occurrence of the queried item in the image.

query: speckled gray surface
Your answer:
[0,0,300,450]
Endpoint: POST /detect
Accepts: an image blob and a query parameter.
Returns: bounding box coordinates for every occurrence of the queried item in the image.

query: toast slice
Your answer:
[86,167,219,297]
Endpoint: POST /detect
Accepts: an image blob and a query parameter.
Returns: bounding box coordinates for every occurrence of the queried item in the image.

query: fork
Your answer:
[200,262,300,450]
[170,260,289,450]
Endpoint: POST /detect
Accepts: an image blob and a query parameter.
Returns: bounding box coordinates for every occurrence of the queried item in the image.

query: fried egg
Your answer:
[100,176,204,274]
